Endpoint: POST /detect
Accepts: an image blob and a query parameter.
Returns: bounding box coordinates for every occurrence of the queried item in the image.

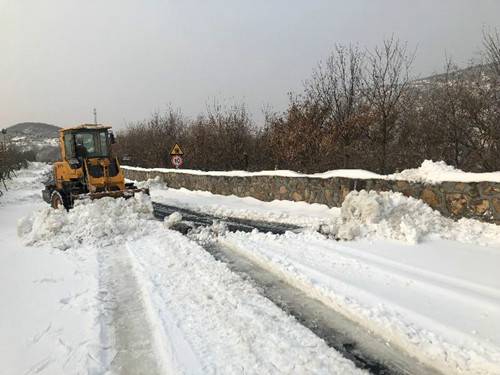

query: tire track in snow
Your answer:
[99,245,185,375]
[205,242,441,375]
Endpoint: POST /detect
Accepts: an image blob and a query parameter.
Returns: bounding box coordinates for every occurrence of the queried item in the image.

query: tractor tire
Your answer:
[50,191,65,209]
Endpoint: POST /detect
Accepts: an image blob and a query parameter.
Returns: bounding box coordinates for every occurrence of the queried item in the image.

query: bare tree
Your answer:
[116,34,500,174]
[305,44,366,168]
[116,107,186,168]
[362,37,415,173]
[483,29,500,76]
[184,102,254,171]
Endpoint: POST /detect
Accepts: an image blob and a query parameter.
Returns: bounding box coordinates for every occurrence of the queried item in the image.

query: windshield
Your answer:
[72,131,109,158]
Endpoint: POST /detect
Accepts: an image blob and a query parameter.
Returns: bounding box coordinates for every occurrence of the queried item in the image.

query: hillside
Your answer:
[4,122,60,162]
[6,122,61,139]
[412,63,496,90]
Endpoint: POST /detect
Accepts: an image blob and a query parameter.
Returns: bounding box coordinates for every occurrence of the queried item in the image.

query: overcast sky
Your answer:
[1,0,499,129]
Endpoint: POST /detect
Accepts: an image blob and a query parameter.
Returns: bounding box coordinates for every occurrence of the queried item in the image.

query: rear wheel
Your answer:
[50,191,64,209]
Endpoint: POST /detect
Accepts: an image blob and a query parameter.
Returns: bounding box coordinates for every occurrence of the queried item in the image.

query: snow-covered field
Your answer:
[1,164,364,374]
[138,175,500,375]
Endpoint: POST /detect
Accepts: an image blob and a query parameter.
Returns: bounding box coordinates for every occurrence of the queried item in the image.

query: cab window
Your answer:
[73,131,109,158]
[64,133,74,159]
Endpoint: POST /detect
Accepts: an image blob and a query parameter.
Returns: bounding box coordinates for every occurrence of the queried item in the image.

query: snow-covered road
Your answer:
[220,232,500,375]
[2,164,500,374]
[141,177,500,375]
[1,164,364,374]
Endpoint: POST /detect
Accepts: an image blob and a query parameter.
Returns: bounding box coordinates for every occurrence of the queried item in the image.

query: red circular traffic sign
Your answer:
[171,155,184,168]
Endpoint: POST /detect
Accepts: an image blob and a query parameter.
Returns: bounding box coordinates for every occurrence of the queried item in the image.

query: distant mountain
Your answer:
[412,63,496,90]
[6,122,61,139]
[4,122,61,162]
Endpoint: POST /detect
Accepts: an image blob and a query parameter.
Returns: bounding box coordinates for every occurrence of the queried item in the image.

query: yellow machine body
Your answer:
[43,124,146,209]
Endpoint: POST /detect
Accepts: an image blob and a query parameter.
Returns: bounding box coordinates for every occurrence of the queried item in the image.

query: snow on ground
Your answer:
[220,231,500,375]
[4,163,500,374]
[331,190,500,246]
[0,164,102,375]
[138,176,500,374]
[2,163,364,374]
[124,159,500,183]
[141,176,338,228]
[126,229,363,374]
[140,178,500,247]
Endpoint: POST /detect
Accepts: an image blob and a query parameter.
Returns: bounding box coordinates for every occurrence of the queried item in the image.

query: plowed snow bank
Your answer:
[17,193,154,250]
[329,190,500,246]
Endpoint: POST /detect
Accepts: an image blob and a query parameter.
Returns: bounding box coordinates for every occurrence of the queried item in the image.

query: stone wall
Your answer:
[124,168,500,224]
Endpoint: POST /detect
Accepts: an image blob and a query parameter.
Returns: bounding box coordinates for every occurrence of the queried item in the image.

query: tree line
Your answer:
[0,142,35,195]
[116,31,500,174]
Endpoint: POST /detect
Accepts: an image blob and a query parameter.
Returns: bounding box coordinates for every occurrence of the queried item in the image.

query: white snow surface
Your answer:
[4,163,500,375]
[137,176,500,374]
[124,159,500,183]
[140,178,500,247]
[163,211,183,228]
[18,193,154,250]
[0,164,102,375]
[124,165,380,179]
[220,231,500,375]
[140,176,338,228]
[3,163,364,374]
[388,160,500,183]
[334,190,500,246]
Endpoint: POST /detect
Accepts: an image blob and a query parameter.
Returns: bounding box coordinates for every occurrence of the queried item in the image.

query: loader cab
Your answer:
[60,125,114,168]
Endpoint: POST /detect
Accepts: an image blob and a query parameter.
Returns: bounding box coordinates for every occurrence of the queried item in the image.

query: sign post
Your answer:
[170,143,184,169]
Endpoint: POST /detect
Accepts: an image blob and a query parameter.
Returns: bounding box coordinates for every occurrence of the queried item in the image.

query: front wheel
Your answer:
[50,191,65,209]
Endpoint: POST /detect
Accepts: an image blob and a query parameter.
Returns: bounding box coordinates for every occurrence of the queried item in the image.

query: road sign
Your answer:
[170,143,183,155]
[171,155,184,168]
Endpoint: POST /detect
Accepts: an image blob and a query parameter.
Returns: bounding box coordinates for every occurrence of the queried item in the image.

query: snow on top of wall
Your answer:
[123,160,500,183]
[387,160,500,184]
[123,165,380,179]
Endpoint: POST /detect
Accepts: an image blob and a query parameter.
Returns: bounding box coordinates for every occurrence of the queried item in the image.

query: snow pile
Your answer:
[163,211,182,228]
[136,175,166,190]
[337,190,447,243]
[389,160,500,183]
[17,193,154,250]
[330,190,500,246]
[187,220,228,245]
[389,160,457,182]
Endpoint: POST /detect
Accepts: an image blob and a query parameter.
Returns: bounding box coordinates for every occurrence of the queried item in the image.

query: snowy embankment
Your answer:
[137,175,500,375]
[3,163,364,374]
[125,159,500,183]
[0,164,102,374]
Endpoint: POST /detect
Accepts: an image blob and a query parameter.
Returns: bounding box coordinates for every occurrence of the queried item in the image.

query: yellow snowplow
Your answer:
[42,124,148,209]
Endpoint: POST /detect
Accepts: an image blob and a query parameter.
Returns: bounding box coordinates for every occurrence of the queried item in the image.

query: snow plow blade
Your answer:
[74,187,149,201]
